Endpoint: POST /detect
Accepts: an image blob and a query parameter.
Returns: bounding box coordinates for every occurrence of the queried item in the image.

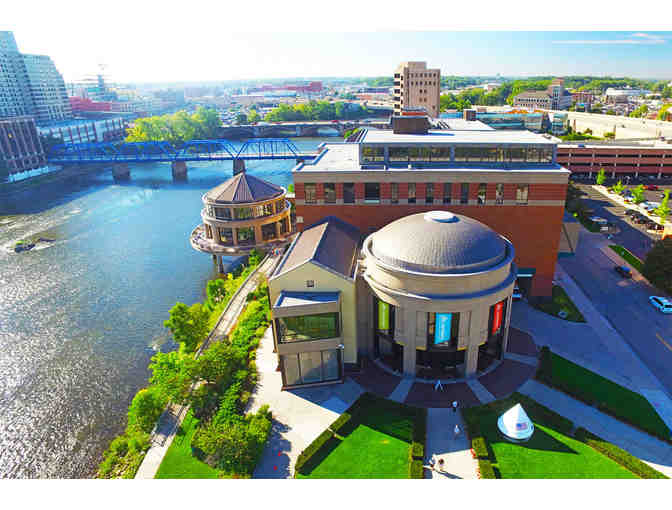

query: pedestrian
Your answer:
[437,458,444,471]
[454,424,460,437]
[452,400,459,413]
[429,455,436,471]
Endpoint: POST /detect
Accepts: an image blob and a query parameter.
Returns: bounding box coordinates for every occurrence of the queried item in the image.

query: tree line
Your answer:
[263,100,371,122]
[125,107,221,144]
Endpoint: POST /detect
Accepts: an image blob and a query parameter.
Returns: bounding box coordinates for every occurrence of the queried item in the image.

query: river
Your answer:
[0,137,331,478]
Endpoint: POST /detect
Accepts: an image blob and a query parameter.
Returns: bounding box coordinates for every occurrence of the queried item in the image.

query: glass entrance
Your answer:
[373,297,402,372]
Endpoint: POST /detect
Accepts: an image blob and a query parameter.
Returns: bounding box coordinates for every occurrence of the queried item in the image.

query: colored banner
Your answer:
[434,313,452,345]
[378,301,389,331]
[492,301,504,335]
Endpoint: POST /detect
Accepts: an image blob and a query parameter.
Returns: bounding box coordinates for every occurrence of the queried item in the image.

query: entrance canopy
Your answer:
[497,403,534,441]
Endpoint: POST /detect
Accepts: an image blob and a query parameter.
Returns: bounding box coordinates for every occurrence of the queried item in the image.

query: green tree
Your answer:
[613,180,625,195]
[247,109,260,124]
[629,104,648,118]
[596,168,606,186]
[164,302,210,353]
[127,387,168,433]
[148,351,195,404]
[192,341,245,388]
[606,109,617,115]
[193,107,221,138]
[631,184,645,204]
[287,183,295,193]
[655,190,670,222]
[657,104,672,121]
[642,237,672,295]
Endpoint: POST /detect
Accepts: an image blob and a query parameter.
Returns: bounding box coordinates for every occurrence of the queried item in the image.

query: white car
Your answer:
[589,216,608,225]
[649,296,672,314]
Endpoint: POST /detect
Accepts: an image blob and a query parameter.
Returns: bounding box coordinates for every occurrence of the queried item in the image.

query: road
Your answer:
[559,229,672,397]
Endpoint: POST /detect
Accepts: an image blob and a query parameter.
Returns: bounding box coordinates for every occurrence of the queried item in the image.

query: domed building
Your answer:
[268,211,517,390]
[190,172,293,269]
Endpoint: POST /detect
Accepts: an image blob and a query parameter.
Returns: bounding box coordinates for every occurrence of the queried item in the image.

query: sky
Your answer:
[3,2,672,84]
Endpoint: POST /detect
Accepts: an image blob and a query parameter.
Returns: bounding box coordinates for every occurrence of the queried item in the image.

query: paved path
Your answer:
[466,379,496,404]
[134,252,282,479]
[519,379,672,478]
[249,328,364,478]
[424,408,478,479]
[389,378,414,403]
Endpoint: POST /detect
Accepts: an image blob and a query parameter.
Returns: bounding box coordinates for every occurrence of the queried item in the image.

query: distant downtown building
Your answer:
[0,116,46,174]
[393,61,441,118]
[0,31,71,124]
[513,78,572,111]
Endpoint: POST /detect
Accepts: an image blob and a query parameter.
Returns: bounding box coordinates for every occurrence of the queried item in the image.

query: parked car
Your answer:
[512,285,523,301]
[645,184,659,191]
[614,266,632,278]
[624,209,637,217]
[589,216,608,225]
[649,296,672,314]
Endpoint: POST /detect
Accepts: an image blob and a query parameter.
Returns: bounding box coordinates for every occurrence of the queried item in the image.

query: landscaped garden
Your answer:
[295,393,426,479]
[609,245,643,272]
[532,285,586,322]
[464,393,665,479]
[536,348,671,442]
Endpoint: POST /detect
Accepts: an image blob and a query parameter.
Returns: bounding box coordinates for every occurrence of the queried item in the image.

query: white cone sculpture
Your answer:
[497,403,534,441]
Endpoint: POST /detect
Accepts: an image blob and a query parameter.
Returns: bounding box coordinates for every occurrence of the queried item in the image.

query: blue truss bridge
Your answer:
[47,138,318,164]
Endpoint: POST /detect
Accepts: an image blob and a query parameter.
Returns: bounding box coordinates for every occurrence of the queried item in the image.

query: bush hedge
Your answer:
[478,459,497,479]
[471,437,489,459]
[294,429,337,476]
[409,459,424,479]
[411,441,424,460]
[329,412,352,435]
[574,428,668,479]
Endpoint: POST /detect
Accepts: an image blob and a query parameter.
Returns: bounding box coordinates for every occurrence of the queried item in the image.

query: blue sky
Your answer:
[3,10,672,83]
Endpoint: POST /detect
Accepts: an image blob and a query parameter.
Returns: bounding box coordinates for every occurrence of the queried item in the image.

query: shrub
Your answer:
[295,429,335,475]
[409,459,424,479]
[411,441,424,460]
[471,437,488,459]
[478,459,497,479]
[127,386,168,434]
[329,412,352,435]
[97,429,150,479]
[574,428,668,479]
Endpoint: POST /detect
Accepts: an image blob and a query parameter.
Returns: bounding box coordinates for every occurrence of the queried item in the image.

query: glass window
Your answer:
[541,147,553,163]
[261,222,276,241]
[408,183,416,204]
[343,183,355,204]
[443,183,452,204]
[389,146,409,163]
[214,207,231,220]
[430,146,451,161]
[477,183,486,205]
[324,183,336,204]
[362,145,384,162]
[281,354,301,386]
[236,226,255,245]
[516,184,529,205]
[277,312,340,343]
[526,147,540,163]
[365,182,380,204]
[304,183,316,204]
[299,351,323,384]
[408,147,422,162]
[425,183,434,204]
[279,216,289,234]
[390,183,399,204]
[322,350,339,381]
[460,183,469,204]
[275,200,285,214]
[234,207,253,220]
[496,183,504,205]
[263,202,274,216]
[510,147,526,162]
[219,227,234,245]
[205,224,213,239]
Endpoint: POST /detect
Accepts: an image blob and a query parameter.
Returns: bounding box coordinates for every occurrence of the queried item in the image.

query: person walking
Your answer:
[452,400,459,413]
[454,424,460,437]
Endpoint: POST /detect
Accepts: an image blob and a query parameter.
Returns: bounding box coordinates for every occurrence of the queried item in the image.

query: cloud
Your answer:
[553,32,668,45]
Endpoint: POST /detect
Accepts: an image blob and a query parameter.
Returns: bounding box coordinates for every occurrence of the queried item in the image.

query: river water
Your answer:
[0,137,330,478]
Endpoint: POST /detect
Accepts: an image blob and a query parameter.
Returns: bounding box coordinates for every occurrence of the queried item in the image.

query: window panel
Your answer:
[408,183,416,204]
[234,207,254,220]
[443,183,452,204]
[261,222,277,241]
[477,183,486,205]
[343,183,355,204]
[322,350,339,381]
[282,354,301,386]
[496,183,504,205]
[304,183,317,204]
[460,183,469,204]
[516,184,529,205]
[425,183,434,204]
[236,227,255,245]
[389,147,409,163]
[365,182,380,203]
[390,183,399,204]
[299,351,323,383]
[277,312,340,343]
[324,183,336,204]
[219,228,234,245]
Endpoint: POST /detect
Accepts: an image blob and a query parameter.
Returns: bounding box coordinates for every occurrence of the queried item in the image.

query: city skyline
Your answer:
[3,24,672,83]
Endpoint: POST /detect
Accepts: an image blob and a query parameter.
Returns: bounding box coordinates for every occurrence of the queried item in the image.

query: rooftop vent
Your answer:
[392,108,430,134]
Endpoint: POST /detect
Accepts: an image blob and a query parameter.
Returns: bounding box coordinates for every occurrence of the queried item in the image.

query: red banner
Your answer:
[492,301,504,334]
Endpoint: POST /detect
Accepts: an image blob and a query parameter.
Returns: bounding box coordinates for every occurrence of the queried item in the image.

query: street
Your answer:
[559,229,672,397]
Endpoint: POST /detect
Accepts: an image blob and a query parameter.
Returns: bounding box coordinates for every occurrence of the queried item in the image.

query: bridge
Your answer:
[219,119,390,139]
[47,138,320,180]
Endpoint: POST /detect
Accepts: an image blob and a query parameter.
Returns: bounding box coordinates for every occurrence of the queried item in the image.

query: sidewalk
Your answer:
[519,379,672,478]
[424,408,477,479]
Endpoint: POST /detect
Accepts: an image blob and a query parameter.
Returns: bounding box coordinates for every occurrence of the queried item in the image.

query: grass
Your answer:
[609,245,644,273]
[532,285,586,322]
[464,394,637,479]
[572,211,601,233]
[155,410,224,479]
[542,352,670,441]
[296,394,420,479]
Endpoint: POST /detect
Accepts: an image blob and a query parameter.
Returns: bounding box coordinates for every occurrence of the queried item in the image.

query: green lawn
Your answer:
[155,410,223,479]
[297,395,419,479]
[533,285,586,322]
[546,352,670,441]
[609,245,644,273]
[572,212,601,233]
[466,395,637,479]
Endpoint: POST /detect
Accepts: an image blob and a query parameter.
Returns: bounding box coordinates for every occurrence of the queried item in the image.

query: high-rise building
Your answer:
[0,31,71,124]
[393,61,441,117]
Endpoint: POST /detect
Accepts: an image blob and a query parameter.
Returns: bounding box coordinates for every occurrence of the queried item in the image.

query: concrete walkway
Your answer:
[466,379,496,404]
[134,252,282,479]
[389,378,414,403]
[249,327,364,478]
[424,408,478,479]
[519,379,672,478]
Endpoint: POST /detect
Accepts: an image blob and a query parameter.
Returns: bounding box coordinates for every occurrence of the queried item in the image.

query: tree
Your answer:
[164,302,211,353]
[657,104,672,121]
[148,351,195,404]
[596,168,606,186]
[247,109,260,124]
[606,109,617,115]
[603,132,615,139]
[642,237,672,295]
[655,190,670,223]
[612,180,625,195]
[127,387,168,433]
[287,183,295,193]
[631,184,645,204]
[629,104,648,118]
[191,341,245,388]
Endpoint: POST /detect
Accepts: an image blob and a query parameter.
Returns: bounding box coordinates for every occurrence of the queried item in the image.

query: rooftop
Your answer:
[360,128,556,145]
[274,291,339,308]
[203,172,284,204]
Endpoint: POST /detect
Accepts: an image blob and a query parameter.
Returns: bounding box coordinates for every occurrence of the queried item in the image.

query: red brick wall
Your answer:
[355,183,365,200]
[295,182,304,200]
[335,183,343,200]
[315,183,325,201]
[380,182,391,200]
[296,203,565,297]
[529,183,567,200]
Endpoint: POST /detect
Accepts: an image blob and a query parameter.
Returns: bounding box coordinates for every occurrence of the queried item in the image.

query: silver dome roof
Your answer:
[369,211,509,274]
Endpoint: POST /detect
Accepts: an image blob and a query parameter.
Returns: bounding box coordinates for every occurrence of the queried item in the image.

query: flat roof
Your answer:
[441,119,494,131]
[360,128,556,145]
[295,143,569,174]
[274,291,339,308]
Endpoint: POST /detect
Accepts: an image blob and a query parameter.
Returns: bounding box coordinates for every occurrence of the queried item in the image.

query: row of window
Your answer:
[303,183,529,205]
[361,145,554,164]
[204,217,289,245]
[205,199,286,221]
[281,349,340,387]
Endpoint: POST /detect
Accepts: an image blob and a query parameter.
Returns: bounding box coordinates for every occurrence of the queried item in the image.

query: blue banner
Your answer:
[434,313,452,345]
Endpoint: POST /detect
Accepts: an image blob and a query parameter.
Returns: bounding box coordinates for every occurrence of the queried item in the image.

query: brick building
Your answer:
[393,62,441,118]
[292,115,570,299]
